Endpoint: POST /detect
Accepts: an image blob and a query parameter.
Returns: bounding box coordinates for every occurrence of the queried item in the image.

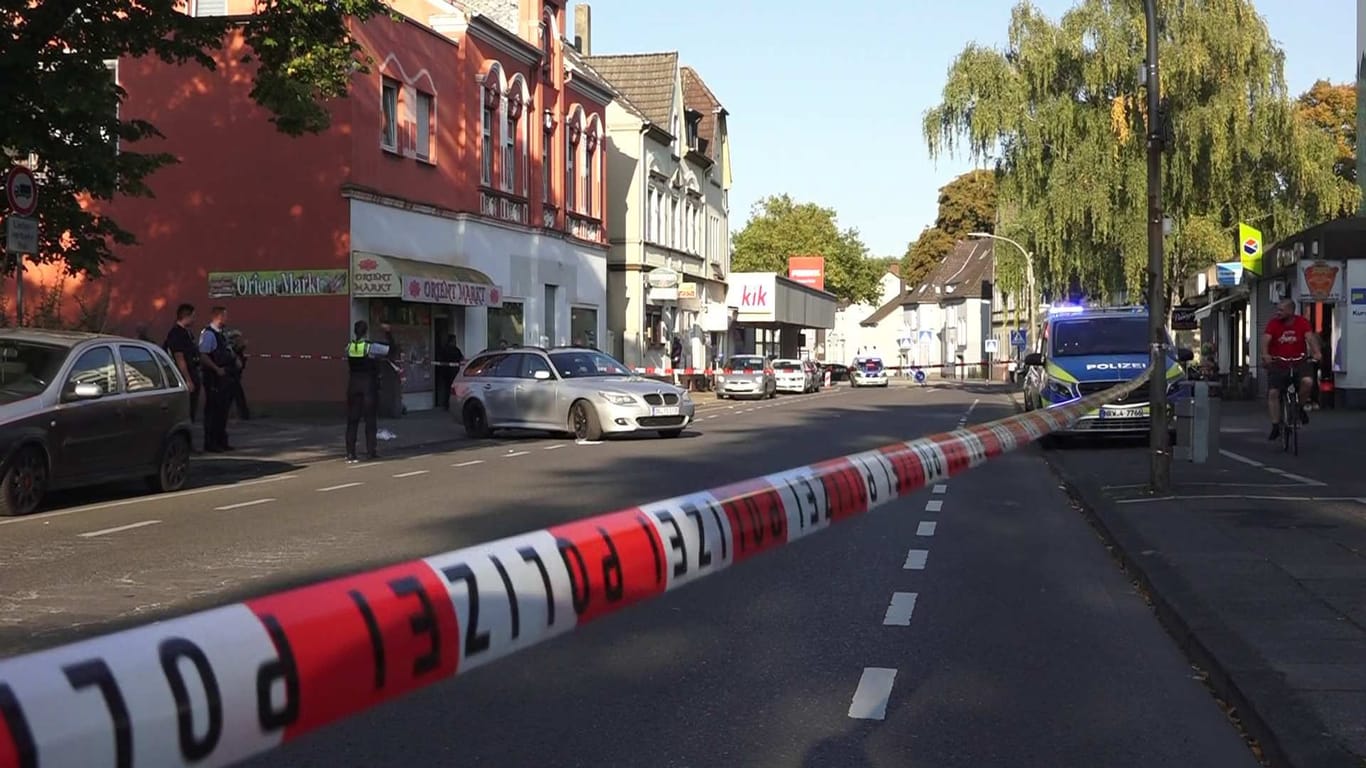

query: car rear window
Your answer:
[773,359,801,370]
[727,356,765,370]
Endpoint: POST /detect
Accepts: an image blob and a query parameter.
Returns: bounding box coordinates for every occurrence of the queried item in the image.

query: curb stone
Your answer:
[1015,390,1361,768]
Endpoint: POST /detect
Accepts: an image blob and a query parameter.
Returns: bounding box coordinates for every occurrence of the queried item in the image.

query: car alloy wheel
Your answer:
[159,434,190,492]
[3,447,47,517]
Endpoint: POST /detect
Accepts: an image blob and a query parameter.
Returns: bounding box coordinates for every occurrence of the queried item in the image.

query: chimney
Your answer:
[574,4,591,55]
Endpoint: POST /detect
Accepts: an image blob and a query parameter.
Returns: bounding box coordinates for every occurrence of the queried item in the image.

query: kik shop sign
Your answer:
[351,252,503,308]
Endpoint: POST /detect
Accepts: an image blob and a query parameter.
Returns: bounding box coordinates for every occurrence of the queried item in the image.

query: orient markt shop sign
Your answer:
[208,270,348,298]
[351,251,504,308]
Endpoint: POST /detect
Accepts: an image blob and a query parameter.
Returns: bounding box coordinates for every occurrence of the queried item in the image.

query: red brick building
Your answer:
[96,0,614,411]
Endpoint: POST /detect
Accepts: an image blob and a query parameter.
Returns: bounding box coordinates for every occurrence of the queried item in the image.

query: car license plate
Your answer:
[1104,406,1147,419]
[652,406,680,416]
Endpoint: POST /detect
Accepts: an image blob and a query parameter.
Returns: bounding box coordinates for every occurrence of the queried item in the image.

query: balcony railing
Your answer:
[479,190,528,226]
[564,212,601,241]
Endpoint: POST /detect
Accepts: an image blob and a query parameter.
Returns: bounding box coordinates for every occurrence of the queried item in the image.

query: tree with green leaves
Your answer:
[731,194,883,305]
[923,0,1352,302]
[1,0,389,278]
[901,169,998,288]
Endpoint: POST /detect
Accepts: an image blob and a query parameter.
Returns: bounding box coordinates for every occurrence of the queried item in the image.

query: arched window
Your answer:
[503,93,521,193]
[584,130,597,217]
[566,118,580,212]
[480,83,498,186]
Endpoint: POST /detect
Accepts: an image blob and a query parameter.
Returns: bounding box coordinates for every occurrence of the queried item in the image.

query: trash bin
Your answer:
[1174,380,1219,462]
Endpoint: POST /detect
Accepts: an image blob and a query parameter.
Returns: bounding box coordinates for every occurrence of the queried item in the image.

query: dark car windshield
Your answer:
[856,358,884,371]
[1050,317,1155,357]
[727,356,766,370]
[548,350,632,378]
[0,340,67,405]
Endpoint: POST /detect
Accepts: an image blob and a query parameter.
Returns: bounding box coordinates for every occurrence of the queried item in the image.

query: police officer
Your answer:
[346,320,393,463]
[198,306,238,452]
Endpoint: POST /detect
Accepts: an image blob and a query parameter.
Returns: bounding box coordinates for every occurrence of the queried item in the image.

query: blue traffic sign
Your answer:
[917,330,934,344]
[1009,329,1028,347]
[913,368,926,383]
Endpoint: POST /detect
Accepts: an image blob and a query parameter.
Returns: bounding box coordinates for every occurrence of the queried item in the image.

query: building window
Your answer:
[103,60,120,154]
[381,78,399,151]
[646,188,657,243]
[543,127,553,205]
[539,12,553,71]
[415,91,434,161]
[480,87,494,185]
[503,96,519,193]
[686,117,699,151]
[488,301,525,349]
[669,197,678,247]
[584,132,596,217]
[566,123,579,212]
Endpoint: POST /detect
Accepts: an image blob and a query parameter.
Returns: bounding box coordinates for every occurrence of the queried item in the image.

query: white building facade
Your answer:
[586,50,733,373]
[825,269,907,365]
[900,240,995,375]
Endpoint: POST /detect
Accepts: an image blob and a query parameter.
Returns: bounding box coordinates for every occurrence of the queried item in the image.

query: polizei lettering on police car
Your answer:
[1083,362,1146,370]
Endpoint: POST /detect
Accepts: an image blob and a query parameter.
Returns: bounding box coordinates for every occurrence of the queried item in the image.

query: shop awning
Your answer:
[1193,290,1247,321]
[351,251,503,308]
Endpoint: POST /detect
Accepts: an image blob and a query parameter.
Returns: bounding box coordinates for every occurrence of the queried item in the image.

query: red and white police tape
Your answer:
[0,368,1150,768]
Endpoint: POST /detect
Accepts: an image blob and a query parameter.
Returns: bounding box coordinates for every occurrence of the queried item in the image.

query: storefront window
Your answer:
[369,301,432,395]
[571,307,597,348]
[488,301,525,350]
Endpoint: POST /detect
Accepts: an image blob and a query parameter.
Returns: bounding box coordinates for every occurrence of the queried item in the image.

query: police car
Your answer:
[1021,305,1192,442]
[850,356,889,387]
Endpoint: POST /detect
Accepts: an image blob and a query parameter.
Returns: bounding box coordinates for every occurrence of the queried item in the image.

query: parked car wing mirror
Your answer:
[71,382,103,399]
[1024,352,1044,367]
[532,369,552,380]
[1176,347,1194,362]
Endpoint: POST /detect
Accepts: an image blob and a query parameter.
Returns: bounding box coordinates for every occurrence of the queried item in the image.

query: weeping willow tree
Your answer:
[924,0,1354,302]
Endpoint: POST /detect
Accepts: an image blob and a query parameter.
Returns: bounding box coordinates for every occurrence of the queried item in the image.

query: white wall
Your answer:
[831,272,903,363]
[1342,260,1366,390]
[349,199,608,354]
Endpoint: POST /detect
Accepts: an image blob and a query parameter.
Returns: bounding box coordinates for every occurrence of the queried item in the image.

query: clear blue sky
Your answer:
[582,0,1355,258]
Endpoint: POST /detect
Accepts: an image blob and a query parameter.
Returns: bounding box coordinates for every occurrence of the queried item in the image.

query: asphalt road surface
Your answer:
[1,385,1258,767]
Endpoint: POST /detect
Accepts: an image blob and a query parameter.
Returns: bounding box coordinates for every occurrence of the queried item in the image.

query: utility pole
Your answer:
[1143,0,1170,493]
[1358,0,1366,208]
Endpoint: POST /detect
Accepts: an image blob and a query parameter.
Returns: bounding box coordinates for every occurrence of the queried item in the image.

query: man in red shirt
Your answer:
[1260,298,1322,440]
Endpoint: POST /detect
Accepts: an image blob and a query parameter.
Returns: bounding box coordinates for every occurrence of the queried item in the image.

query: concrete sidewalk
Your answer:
[1023,392,1366,767]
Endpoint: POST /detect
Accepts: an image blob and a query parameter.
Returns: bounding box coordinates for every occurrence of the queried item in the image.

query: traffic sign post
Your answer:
[5,165,40,326]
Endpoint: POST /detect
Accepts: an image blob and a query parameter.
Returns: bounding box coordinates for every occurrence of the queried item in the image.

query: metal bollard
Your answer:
[1175,380,1217,463]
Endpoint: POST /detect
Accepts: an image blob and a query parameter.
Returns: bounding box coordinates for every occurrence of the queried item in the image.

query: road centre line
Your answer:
[453,460,484,467]
[848,668,897,720]
[916,521,937,537]
[1219,449,1264,468]
[543,444,565,450]
[317,482,363,492]
[924,500,943,513]
[0,474,299,527]
[903,549,929,570]
[78,520,161,538]
[882,592,919,626]
[932,484,948,494]
[214,498,275,511]
[393,470,429,478]
[504,451,530,458]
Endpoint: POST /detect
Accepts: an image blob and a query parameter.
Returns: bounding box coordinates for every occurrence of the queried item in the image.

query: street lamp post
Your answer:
[1142,0,1170,493]
[967,232,1037,353]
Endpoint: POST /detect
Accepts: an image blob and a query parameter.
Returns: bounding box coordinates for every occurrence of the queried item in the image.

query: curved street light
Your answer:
[967,231,1038,352]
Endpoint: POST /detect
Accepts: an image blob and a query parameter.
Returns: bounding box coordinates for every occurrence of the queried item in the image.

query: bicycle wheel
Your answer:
[1282,393,1294,453]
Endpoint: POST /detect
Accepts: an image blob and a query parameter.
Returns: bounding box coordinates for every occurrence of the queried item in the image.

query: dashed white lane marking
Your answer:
[1220,449,1264,468]
[505,451,530,458]
[317,482,363,492]
[215,498,275,511]
[78,520,161,538]
[932,484,948,494]
[882,592,919,626]
[543,444,566,450]
[848,668,897,720]
[924,500,943,513]
[916,521,938,537]
[393,470,429,478]
[0,474,300,527]
[903,549,929,570]
[967,398,979,414]
[1278,471,1326,486]
[453,460,484,467]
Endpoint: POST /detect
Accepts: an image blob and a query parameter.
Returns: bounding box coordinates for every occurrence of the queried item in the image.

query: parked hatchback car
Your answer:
[715,355,776,400]
[772,358,816,394]
[451,346,695,440]
[0,330,194,516]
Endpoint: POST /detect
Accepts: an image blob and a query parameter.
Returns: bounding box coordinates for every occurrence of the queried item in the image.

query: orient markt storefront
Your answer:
[350,251,506,412]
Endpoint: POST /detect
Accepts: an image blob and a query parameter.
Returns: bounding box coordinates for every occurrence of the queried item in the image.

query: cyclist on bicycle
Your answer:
[1260,298,1322,441]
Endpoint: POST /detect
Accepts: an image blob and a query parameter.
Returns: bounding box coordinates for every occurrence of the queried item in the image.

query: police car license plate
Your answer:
[653,406,680,416]
[1104,406,1147,419]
